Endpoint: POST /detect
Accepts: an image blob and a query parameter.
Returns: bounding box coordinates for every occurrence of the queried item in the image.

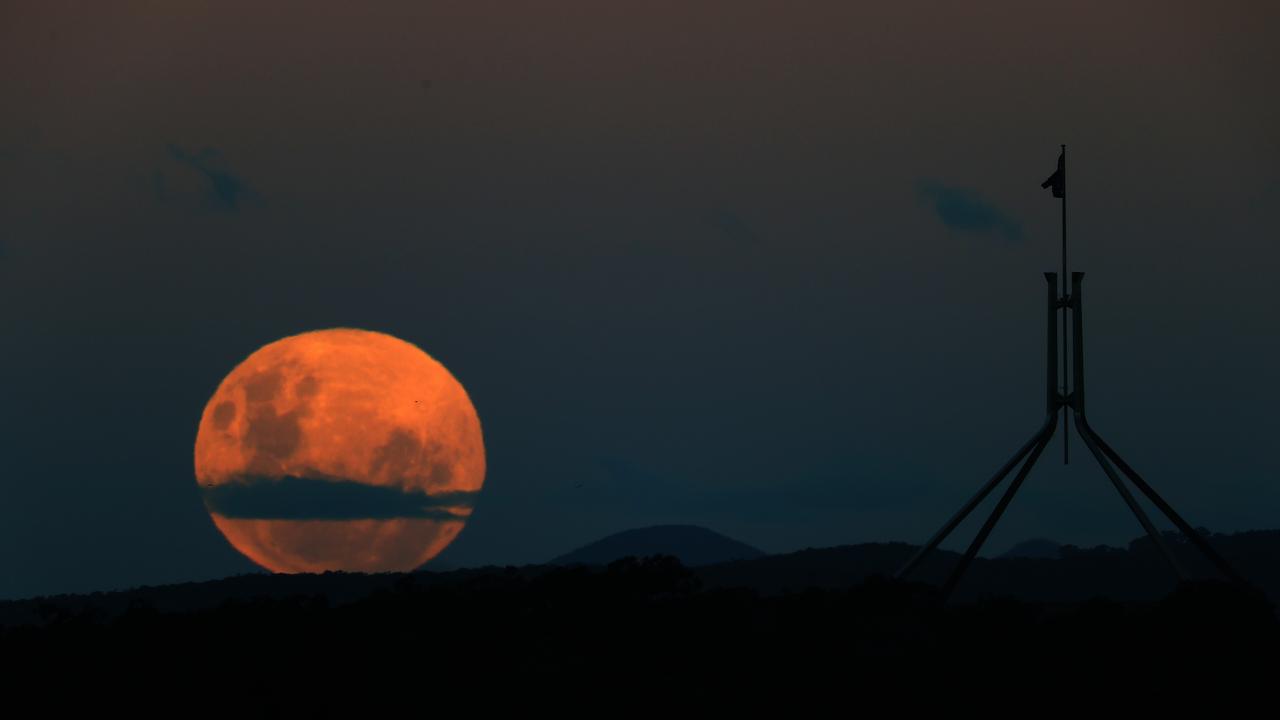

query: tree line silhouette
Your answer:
[2,548,1277,709]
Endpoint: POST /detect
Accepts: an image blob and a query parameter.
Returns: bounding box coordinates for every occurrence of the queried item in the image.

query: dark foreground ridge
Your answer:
[3,531,1279,707]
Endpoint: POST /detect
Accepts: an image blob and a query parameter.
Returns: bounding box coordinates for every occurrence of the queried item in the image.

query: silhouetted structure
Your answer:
[897,147,1244,598]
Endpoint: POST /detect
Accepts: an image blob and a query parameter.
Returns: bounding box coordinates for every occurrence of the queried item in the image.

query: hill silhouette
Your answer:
[550,524,766,567]
[999,537,1063,559]
[698,530,1280,603]
[3,528,1275,627]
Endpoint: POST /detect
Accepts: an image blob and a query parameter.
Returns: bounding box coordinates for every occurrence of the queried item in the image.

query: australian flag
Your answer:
[1041,148,1065,198]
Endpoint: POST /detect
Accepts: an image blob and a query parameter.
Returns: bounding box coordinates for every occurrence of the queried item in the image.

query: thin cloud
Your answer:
[202,475,479,520]
[163,144,251,211]
[916,179,1022,242]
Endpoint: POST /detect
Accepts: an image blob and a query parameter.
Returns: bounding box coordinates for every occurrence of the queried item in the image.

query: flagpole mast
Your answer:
[897,145,1247,597]
[1061,144,1068,464]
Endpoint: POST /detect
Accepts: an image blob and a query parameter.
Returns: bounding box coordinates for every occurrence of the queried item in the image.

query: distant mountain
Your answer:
[698,530,1280,603]
[1000,538,1063,559]
[550,525,766,567]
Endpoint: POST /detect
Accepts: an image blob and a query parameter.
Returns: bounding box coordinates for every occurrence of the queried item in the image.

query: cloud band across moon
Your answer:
[201,475,478,521]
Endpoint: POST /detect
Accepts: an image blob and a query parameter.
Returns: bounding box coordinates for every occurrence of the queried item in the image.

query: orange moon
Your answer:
[194,329,485,573]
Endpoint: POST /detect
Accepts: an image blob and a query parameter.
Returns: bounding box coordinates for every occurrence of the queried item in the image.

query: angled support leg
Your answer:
[1070,272,1184,580]
[894,422,1045,581]
[896,273,1062,586]
[939,415,1056,599]
[1075,417,1186,579]
[1093,433,1246,586]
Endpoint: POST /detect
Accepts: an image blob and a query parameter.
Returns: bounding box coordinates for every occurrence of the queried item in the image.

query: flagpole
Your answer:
[1061,144,1068,464]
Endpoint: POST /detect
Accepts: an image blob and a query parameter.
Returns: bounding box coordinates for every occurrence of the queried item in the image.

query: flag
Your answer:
[1041,149,1065,198]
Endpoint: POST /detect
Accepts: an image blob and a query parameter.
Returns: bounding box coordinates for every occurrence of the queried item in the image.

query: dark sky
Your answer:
[2,0,1277,599]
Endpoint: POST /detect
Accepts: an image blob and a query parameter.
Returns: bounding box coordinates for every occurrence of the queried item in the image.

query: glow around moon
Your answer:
[194,329,485,573]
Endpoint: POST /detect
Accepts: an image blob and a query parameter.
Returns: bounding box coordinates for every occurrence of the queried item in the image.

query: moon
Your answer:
[194,328,485,573]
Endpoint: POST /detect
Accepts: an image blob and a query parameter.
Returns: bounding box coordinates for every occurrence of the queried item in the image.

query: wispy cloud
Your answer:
[916,180,1022,242]
[160,145,251,211]
[202,475,478,520]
